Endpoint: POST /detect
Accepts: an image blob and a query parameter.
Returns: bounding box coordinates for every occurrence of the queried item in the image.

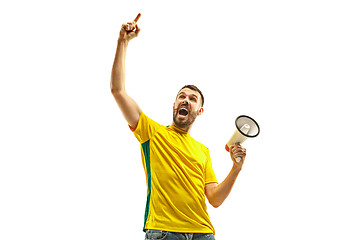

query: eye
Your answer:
[190,97,197,102]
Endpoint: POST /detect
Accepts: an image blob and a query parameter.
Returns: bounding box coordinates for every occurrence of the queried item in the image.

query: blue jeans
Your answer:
[145,229,215,240]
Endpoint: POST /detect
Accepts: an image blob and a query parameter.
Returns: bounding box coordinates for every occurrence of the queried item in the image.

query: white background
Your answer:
[1,0,359,239]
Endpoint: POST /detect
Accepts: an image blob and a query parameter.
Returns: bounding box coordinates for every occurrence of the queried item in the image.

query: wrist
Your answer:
[232,163,242,173]
[118,38,129,47]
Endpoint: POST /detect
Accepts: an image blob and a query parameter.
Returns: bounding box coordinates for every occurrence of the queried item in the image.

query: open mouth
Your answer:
[179,108,189,116]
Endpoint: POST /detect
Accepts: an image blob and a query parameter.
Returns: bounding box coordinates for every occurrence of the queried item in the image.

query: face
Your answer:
[172,88,204,131]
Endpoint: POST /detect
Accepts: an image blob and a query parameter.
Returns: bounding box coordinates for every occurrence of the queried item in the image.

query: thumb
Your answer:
[134,24,141,35]
[127,31,137,40]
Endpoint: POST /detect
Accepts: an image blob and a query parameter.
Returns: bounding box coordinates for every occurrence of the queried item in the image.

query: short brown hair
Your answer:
[178,85,204,107]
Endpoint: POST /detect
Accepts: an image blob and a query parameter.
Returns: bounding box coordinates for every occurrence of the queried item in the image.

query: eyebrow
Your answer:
[178,92,198,100]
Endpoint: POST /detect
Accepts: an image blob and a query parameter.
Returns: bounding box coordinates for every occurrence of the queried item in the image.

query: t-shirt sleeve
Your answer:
[129,111,162,143]
[204,148,218,184]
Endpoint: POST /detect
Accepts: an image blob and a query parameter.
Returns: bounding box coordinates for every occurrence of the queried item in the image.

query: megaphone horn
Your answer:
[225,115,260,162]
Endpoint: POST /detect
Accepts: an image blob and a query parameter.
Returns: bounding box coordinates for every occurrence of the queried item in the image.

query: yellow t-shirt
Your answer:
[131,112,218,234]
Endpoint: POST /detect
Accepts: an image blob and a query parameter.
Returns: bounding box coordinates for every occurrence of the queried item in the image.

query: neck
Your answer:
[171,122,192,133]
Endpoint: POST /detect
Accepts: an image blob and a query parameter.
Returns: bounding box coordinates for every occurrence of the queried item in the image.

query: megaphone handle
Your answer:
[236,156,241,163]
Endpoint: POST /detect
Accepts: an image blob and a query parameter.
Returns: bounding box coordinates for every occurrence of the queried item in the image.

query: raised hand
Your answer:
[119,13,141,42]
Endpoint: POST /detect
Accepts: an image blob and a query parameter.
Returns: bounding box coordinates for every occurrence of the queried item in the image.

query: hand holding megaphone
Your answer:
[225,115,260,163]
[229,143,247,163]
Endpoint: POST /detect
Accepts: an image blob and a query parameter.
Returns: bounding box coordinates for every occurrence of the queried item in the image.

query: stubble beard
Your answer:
[172,106,197,130]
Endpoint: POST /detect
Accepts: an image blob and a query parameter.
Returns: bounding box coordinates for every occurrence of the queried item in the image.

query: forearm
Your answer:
[111,40,128,93]
[208,164,242,208]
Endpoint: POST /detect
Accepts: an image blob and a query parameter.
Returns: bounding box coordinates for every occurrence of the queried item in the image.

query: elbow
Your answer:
[208,199,222,208]
[210,202,221,208]
[110,75,125,96]
[110,85,125,97]
[110,87,120,96]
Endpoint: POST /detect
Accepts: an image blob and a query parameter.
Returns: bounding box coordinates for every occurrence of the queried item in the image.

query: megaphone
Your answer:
[225,115,260,162]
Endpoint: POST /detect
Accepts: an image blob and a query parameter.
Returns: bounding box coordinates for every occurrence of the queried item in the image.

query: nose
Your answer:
[181,98,189,105]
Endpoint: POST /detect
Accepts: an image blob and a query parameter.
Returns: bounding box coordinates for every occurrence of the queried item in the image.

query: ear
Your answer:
[197,107,204,116]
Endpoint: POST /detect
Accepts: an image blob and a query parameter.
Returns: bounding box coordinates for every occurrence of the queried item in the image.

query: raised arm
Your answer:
[110,14,142,129]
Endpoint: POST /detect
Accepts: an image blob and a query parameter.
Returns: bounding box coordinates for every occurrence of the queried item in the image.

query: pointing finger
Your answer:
[134,13,141,23]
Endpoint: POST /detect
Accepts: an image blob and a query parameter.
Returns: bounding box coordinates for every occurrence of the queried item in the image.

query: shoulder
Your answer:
[189,135,209,152]
[130,112,165,143]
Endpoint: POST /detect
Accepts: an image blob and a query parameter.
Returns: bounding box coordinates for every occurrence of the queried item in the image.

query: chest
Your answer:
[149,130,207,180]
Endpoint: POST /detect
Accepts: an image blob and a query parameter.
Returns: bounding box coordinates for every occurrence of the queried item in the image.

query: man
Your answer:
[110,15,247,240]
